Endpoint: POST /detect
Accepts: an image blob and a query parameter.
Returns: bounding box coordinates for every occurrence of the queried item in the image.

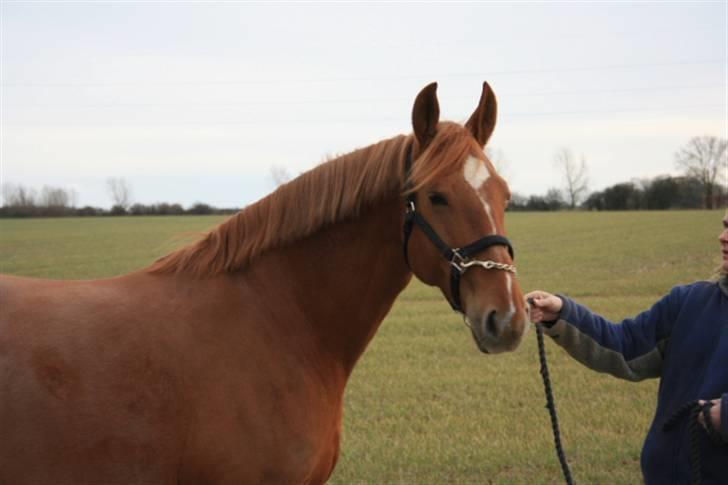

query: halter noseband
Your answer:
[401,144,516,313]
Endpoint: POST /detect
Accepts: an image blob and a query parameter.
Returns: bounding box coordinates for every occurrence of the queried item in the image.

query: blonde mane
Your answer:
[147,122,477,277]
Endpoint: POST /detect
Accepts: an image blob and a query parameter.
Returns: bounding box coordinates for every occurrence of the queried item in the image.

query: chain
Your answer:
[459,259,517,274]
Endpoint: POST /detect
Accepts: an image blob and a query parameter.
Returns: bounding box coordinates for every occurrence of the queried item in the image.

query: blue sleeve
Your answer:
[541,286,682,381]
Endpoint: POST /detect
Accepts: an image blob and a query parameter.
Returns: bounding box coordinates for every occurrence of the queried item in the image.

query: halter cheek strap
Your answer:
[401,144,516,313]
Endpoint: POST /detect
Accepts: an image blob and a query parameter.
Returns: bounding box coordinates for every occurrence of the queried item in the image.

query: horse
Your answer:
[0,82,528,484]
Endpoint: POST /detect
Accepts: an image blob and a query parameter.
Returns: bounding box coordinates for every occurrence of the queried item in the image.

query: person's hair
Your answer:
[712,261,726,281]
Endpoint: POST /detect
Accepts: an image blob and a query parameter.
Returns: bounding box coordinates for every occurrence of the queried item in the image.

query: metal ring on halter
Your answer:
[449,249,467,273]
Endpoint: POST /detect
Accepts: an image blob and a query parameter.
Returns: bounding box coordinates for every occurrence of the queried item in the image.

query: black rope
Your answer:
[536,323,575,485]
[535,321,722,485]
[661,399,723,485]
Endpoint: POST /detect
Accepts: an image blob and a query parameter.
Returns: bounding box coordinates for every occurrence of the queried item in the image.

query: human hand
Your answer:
[698,399,721,431]
[525,290,563,323]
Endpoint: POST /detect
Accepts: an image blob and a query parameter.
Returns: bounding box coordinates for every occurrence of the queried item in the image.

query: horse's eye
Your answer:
[428,192,449,206]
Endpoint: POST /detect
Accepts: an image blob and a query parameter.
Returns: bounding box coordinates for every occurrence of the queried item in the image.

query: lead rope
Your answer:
[661,400,722,485]
[536,323,575,485]
[537,324,723,485]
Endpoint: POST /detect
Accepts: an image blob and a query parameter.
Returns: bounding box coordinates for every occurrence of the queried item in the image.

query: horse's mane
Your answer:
[146,122,477,276]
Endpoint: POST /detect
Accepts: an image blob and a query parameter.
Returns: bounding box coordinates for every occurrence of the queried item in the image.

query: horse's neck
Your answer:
[252,197,412,376]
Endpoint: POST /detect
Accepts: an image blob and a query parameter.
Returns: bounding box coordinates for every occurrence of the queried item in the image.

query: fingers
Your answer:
[525,290,563,324]
[698,399,720,406]
[525,290,551,301]
[525,291,560,310]
[530,310,546,324]
[525,291,552,309]
[697,399,722,430]
[526,293,549,323]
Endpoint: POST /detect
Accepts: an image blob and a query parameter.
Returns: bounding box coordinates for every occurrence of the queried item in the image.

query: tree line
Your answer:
[509,135,726,211]
[509,175,723,211]
[0,179,238,218]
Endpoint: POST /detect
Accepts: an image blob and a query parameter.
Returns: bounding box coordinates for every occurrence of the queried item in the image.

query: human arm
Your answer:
[525,289,677,382]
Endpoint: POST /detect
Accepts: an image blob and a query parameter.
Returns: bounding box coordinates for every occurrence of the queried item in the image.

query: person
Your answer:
[526,211,728,484]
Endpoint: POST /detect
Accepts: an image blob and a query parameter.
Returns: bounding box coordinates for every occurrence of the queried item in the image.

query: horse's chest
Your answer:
[249,388,342,482]
[185,374,343,484]
[183,419,341,485]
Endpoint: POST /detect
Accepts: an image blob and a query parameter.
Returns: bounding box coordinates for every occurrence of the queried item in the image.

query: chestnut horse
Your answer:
[0,82,528,484]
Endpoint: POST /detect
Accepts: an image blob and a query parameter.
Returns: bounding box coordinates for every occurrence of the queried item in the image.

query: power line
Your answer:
[3,103,724,127]
[1,59,723,88]
[506,103,724,118]
[3,84,724,109]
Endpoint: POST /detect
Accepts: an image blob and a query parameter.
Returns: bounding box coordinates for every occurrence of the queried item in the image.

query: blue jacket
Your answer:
[544,279,728,484]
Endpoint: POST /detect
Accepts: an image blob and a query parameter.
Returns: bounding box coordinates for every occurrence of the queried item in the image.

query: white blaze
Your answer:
[463,155,495,234]
[504,273,516,324]
[464,156,518,335]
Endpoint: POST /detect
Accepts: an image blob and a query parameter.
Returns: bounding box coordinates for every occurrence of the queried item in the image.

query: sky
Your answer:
[1,1,726,209]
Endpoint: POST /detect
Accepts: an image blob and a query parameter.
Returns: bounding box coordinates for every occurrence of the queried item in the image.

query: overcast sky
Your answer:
[2,2,726,209]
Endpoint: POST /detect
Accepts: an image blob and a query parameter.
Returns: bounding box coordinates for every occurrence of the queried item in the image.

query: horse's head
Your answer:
[403,82,528,354]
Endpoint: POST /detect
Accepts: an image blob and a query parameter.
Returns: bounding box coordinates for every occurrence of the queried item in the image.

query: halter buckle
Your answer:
[449,248,468,274]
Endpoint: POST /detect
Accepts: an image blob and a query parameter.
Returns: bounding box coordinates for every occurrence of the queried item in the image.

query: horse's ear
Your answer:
[412,82,440,150]
[465,81,498,147]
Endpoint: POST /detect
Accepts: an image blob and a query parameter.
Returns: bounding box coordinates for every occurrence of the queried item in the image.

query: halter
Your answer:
[401,144,516,313]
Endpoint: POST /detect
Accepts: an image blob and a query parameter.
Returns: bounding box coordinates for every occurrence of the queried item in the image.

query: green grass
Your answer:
[0,216,226,279]
[0,210,723,483]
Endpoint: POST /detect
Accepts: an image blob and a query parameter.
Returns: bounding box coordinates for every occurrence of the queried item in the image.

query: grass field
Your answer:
[0,210,723,484]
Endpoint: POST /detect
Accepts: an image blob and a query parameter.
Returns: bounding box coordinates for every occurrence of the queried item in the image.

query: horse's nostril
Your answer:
[485,310,499,337]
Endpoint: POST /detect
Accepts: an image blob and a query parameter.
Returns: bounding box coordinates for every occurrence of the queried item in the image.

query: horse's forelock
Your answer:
[406,122,482,195]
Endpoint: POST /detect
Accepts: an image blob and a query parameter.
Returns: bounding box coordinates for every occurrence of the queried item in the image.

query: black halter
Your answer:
[401,144,515,313]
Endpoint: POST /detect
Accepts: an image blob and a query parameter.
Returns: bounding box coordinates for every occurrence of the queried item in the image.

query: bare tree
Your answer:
[40,186,76,208]
[675,136,727,209]
[106,177,132,209]
[1,183,37,207]
[270,165,292,188]
[554,148,589,209]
